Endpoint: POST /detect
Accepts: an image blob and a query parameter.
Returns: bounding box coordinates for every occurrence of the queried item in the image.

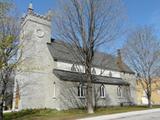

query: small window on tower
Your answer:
[53,82,56,98]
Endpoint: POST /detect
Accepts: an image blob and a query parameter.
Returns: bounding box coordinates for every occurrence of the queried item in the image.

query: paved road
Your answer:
[78,109,160,120]
[115,111,160,120]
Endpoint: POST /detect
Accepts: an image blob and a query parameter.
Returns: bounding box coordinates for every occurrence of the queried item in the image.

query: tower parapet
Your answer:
[21,3,52,26]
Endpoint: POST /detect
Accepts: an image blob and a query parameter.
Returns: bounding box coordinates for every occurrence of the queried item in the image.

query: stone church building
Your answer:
[12,4,136,111]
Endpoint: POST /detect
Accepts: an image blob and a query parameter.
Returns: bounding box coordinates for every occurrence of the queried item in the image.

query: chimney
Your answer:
[28,2,34,14]
[116,49,124,72]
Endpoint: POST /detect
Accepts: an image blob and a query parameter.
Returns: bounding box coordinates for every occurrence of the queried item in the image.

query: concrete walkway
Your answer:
[3,110,12,113]
[77,108,160,120]
[3,109,19,113]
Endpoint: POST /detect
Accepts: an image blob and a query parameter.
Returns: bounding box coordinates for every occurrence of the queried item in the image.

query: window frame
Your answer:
[109,71,112,77]
[71,64,76,72]
[117,86,122,97]
[78,83,85,98]
[100,84,106,98]
[53,82,56,98]
[92,68,96,75]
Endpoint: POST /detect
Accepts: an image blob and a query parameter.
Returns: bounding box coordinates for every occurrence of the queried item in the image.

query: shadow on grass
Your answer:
[4,105,160,120]
[4,109,56,120]
[4,108,87,120]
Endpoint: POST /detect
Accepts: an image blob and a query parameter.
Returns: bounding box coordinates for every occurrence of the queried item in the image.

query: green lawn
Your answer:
[4,106,160,120]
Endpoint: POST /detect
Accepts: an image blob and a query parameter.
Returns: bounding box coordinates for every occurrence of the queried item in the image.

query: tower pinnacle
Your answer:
[28,2,33,14]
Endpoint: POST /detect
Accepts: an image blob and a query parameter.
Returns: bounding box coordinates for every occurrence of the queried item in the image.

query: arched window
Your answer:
[100,84,105,98]
[109,71,112,77]
[53,82,56,98]
[78,83,85,98]
[15,80,20,109]
[71,64,76,72]
[117,86,122,96]
[92,68,96,74]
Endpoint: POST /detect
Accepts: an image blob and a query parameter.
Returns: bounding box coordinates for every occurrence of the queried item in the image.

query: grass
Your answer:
[4,105,160,120]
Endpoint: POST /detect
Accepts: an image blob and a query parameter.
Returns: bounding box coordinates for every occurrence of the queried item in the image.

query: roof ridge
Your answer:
[48,39,134,74]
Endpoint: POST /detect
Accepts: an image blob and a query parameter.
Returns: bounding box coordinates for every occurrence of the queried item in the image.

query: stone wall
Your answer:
[120,73,137,104]
[13,9,60,110]
[57,81,131,110]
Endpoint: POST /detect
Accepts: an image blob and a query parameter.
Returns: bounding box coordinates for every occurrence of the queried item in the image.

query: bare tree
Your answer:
[54,0,126,113]
[0,1,20,119]
[122,26,160,108]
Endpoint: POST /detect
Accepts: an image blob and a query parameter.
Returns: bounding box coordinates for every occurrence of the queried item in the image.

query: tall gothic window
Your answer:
[53,82,56,98]
[100,84,105,98]
[78,83,85,98]
[15,80,20,109]
[117,86,122,96]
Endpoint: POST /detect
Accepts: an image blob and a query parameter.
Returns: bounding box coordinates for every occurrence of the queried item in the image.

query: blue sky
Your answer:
[14,0,160,28]
[124,0,160,27]
[13,0,160,53]
[14,0,57,15]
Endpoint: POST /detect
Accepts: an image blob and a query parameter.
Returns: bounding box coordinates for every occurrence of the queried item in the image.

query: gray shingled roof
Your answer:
[47,40,134,74]
[53,69,129,85]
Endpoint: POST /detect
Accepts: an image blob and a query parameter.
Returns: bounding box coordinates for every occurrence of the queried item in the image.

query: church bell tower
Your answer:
[12,3,58,110]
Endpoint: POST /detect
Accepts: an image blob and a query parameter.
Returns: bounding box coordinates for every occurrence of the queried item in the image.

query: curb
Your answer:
[77,108,160,120]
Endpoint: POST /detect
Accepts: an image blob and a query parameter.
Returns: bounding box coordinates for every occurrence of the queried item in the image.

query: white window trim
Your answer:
[56,61,122,78]
[117,86,122,97]
[109,71,112,77]
[100,84,106,98]
[92,68,96,75]
[71,64,76,72]
[78,83,85,98]
[53,82,56,99]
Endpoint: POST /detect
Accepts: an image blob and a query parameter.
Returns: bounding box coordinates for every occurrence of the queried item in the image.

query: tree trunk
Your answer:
[93,84,97,110]
[148,77,152,108]
[148,95,152,108]
[86,64,94,114]
[0,102,4,120]
[86,76,94,113]
[147,90,152,108]
[0,83,7,120]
